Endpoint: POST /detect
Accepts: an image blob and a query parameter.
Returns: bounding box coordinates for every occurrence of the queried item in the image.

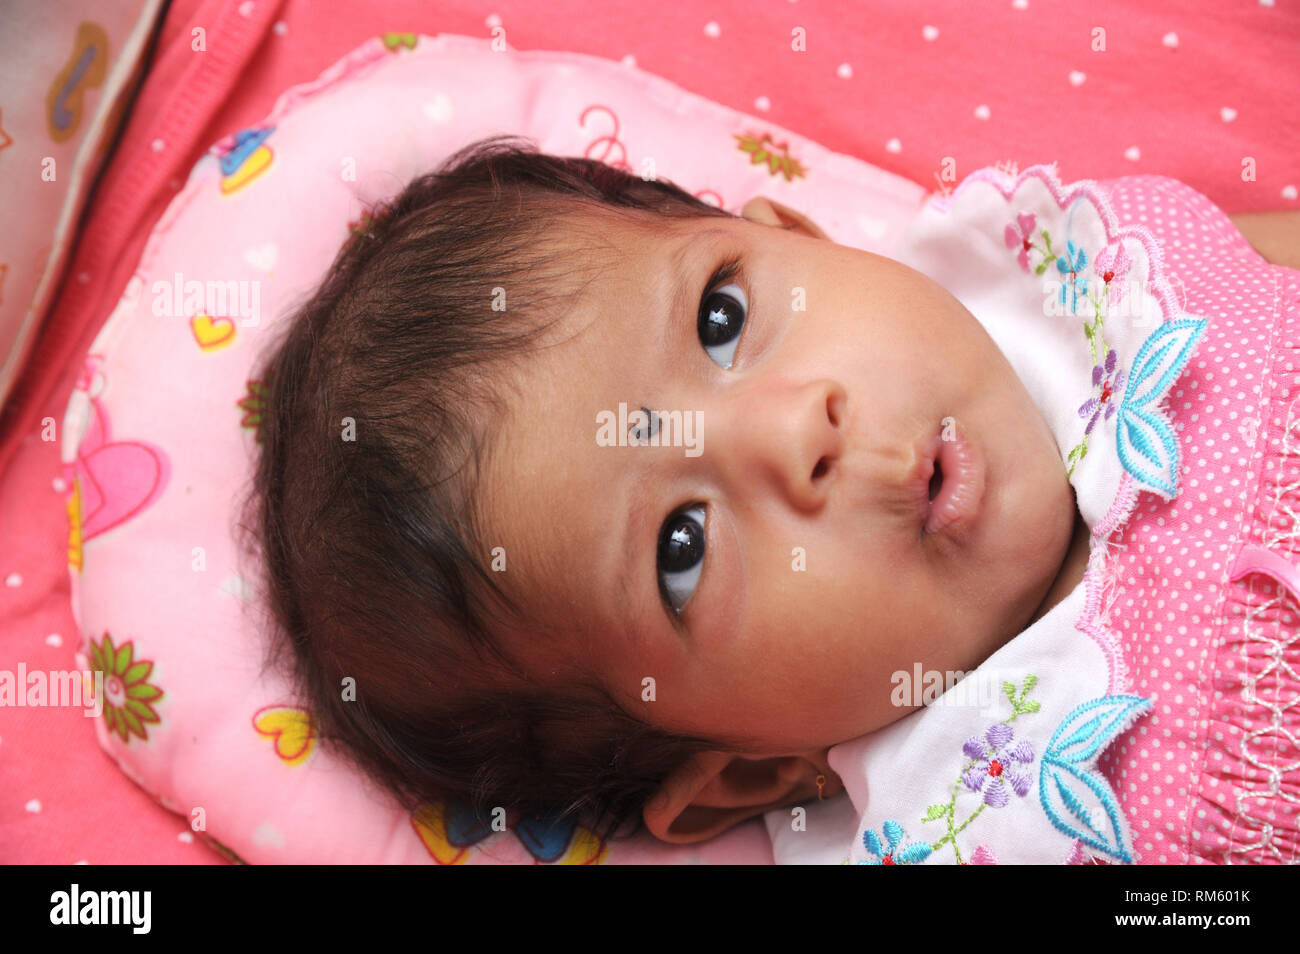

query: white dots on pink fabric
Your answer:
[1095,175,1300,864]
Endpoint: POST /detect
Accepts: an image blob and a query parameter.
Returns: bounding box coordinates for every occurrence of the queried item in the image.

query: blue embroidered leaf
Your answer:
[864,828,883,856]
[1038,695,1153,863]
[1040,760,1133,862]
[1115,317,1208,497]
[1042,763,1113,843]
[1047,695,1151,765]
[1118,405,1175,481]
[1057,712,1108,756]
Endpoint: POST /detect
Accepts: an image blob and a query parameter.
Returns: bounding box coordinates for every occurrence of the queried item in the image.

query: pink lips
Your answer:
[917,423,986,537]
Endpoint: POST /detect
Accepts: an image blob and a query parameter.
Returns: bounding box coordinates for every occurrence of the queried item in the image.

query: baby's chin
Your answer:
[960,381,1078,635]
[996,421,1079,633]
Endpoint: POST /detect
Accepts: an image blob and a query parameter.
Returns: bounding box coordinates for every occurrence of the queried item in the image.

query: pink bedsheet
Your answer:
[2,0,1297,864]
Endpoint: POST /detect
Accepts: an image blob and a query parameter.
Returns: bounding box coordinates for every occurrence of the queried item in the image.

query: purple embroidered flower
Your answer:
[961,723,1034,807]
[1079,348,1128,434]
[1056,239,1089,311]
[1093,242,1133,306]
[1003,212,1038,272]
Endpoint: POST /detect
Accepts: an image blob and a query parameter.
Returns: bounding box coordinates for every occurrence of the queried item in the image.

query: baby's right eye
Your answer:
[698,282,747,369]
[657,505,705,613]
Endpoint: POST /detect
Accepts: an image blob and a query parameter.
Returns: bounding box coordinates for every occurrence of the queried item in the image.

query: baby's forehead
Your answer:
[478,221,702,628]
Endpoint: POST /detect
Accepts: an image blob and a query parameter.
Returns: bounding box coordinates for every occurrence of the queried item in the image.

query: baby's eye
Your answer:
[698,282,747,369]
[657,504,705,613]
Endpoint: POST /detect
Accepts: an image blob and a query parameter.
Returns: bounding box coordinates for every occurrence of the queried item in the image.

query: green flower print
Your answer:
[88,632,164,743]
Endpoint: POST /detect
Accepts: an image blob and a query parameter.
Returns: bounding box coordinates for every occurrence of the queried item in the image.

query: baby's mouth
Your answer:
[928,461,943,500]
[916,421,986,537]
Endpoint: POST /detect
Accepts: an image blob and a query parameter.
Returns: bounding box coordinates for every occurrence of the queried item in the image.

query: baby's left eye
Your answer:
[657,505,705,613]
[698,283,747,369]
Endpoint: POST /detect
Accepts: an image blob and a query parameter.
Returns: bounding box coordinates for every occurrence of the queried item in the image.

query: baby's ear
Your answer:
[642,750,835,844]
[740,196,831,241]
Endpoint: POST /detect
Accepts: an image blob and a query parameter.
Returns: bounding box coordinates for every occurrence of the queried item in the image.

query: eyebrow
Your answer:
[611,224,742,638]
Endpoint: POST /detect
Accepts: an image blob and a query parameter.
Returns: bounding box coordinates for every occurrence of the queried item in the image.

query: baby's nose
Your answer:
[721,379,847,511]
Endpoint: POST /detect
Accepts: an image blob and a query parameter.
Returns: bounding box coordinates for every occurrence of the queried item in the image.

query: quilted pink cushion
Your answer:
[59,32,924,863]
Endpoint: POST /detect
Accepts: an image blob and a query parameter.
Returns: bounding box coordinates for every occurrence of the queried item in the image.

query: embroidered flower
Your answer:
[860,820,932,865]
[961,724,1034,807]
[1056,239,1089,311]
[1093,242,1133,306]
[1003,212,1038,272]
[1079,348,1128,434]
[967,844,999,865]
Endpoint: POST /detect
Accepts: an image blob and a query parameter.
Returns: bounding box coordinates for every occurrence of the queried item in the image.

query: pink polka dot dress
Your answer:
[1095,175,1300,864]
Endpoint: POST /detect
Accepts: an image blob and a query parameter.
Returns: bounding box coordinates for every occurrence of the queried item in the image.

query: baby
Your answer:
[244,134,1299,847]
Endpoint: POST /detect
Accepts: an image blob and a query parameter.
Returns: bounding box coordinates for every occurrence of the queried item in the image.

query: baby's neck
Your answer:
[1024,506,1090,628]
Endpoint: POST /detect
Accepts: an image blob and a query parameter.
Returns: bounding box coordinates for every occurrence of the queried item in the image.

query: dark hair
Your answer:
[235,134,754,845]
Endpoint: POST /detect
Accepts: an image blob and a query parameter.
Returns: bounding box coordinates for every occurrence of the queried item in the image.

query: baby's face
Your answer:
[483,199,1076,756]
